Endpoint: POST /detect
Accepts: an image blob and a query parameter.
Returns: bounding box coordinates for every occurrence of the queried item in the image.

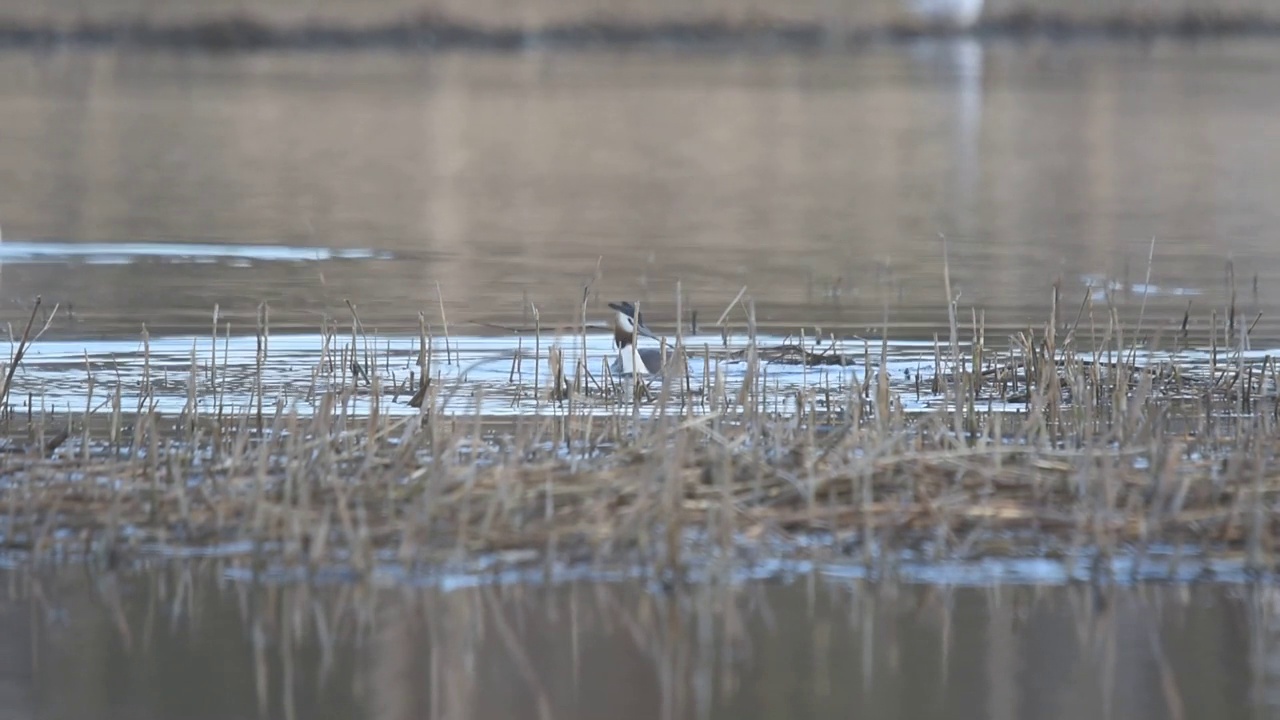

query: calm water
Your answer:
[0,564,1276,720]
[3,42,1280,343]
[4,40,1280,719]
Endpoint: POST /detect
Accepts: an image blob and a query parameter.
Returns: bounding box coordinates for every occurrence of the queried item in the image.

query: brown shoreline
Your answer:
[2,9,1280,51]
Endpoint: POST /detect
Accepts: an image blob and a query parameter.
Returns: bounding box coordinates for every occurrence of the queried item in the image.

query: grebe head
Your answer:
[608,301,658,348]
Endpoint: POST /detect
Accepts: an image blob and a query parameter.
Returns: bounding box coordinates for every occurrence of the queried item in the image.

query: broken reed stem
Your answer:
[437,282,453,366]
[0,297,46,416]
[256,302,268,432]
[940,234,962,437]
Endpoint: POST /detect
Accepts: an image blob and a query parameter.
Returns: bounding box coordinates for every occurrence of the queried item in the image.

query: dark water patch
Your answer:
[2,563,1279,720]
[3,9,1280,52]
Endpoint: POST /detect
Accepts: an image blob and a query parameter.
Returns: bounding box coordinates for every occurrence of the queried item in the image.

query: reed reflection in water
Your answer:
[1,564,1278,720]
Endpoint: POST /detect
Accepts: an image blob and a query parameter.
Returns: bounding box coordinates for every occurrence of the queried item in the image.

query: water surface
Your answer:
[3,34,1280,720]
[3,564,1278,720]
[2,42,1280,342]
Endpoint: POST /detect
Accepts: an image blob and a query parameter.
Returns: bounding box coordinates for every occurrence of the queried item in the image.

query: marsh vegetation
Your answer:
[3,262,1277,586]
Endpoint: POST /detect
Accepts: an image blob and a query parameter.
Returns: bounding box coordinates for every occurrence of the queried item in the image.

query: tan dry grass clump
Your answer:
[1,277,1279,580]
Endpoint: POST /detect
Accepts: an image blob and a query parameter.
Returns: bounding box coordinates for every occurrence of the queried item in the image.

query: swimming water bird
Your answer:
[608,301,671,377]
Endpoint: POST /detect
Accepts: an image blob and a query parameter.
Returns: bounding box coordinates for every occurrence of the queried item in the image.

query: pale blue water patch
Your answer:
[821,548,1265,586]
[7,330,1241,418]
[0,240,393,264]
[8,331,937,418]
[1176,346,1280,362]
[209,543,1260,589]
[135,541,259,559]
[1080,272,1206,299]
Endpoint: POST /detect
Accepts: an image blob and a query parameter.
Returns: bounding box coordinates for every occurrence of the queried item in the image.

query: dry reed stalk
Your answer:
[436,282,453,367]
[2,280,1279,584]
[0,297,59,421]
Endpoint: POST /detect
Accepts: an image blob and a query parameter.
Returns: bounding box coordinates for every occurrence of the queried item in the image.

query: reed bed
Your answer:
[1,281,1279,583]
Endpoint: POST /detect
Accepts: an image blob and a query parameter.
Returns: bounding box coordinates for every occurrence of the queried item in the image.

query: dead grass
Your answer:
[1,279,1279,582]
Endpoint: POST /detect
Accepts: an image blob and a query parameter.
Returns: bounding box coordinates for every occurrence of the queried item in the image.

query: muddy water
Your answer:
[3,43,1280,345]
[0,564,1274,720]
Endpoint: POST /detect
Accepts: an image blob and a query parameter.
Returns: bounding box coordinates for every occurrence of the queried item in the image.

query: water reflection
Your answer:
[2,564,1277,720]
[906,38,985,238]
[3,43,1280,341]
